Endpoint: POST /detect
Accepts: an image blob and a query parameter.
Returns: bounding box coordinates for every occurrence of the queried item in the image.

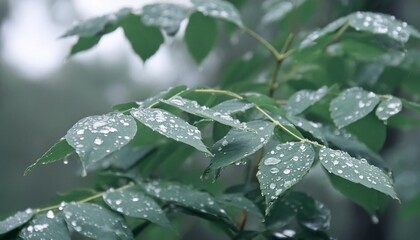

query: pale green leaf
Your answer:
[103,187,170,228]
[262,0,306,24]
[257,142,314,205]
[208,120,275,170]
[191,0,243,26]
[19,213,70,240]
[0,209,34,234]
[161,96,245,129]
[184,12,218,63]
[63,203,133,240]
[330,87,380,128]
[211,99,255,115]
[130,108,210,154]
[24,139,74,175]
[375,96,402,121]
[286,114,325,142]
[319,147,398,199]
[285,86,328,115]
[142,3,190,35]
[65,113,137,170]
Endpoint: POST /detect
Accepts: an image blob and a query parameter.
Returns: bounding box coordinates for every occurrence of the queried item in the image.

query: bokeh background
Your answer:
[1,0,420,239]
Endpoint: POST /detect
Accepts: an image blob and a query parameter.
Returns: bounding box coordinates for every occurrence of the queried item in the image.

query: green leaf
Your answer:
[19,213,70,240]
[266,192,330,232]
[121,14,164,62]
[401,193,420,219]
[286,115,325,142]
[69,36,101,56]
[50,189,97,205]
[142,3,190,35]
[347,12,420,43]
[191,0,243,26]
[262,0,306,24]
[0,209,34,234]
[63,203,133,239]
[184,12,217,63]
[161,96,245,129]
[375,96,402,121]
[330,87,380,128]
[103,186,170,228]
[328,173,389,214]
[207,120,275,170]
[216,194,263,218]
[62,8,131,37]
[243,92,277,107]
[211,99,255,115]
[144,181,234,227]
[257,142,314,206]
[139,85,188,108]
[319,147,398,200]
[65,113,137,170]
[302,11,420,46]
[401,98,420,112]
[285,86,328,115]
[24,139,74,175]
[130,108,210,154]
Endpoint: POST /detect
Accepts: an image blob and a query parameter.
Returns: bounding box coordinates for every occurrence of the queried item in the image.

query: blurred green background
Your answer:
[1,0,420,239]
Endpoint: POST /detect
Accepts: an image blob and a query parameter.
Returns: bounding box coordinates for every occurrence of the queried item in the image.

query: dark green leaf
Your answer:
[286,115,325,142]
[243,93,277,107]
[0,209,34,234]
[103,186,170,228]
[328,173,389,214]
[401,193,420,219]
[161,96,245,129]
[142,3,190,35]
[192,0,243,26]
[121,14,164,62]
[19,213,70,240]
[144,181,234,226]
[24,139,74,175]
[50,189,97,205]
[69,36,101,56]
[207,120,275,170]
[130,108,210,154]
[211,99,255,115]
[216,194,263,218]
[401,98,420,112]
[319,147,398,200]
[257,142,314,206]
[65,113,137,170]
[63,203,133,239]
[285,86,328,115]
[375,96,402,121]
[330,87,380,128]
[184,12,217,63]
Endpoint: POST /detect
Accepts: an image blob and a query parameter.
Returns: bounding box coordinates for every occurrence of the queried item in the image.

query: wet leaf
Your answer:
[285,86,328,115]
[192,0,243,26]
[63,203,133,240]
[103,187,170,228]
[286,115,325,142]
[257,142,314,206]
[144,181,234,227]
[161,96,245,129]
[330,87,380,128]
[216,194,263,218]
[211,99,255,115]
[0,209,34,234]
[184,12,218,63]
[319,147,398,200]
[65,113,137,170]
[207,120,275,170]
[25,139,74,175]
[130,108,210,154]
[142,3,190,35]
[262,0,306,24]
[19,213,70,240]
[375,96,402,121]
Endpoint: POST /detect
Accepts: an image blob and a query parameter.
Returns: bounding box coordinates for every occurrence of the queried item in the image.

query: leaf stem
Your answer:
[330,22,350,44]
[243,27,281,59]
[35,182,135,213]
